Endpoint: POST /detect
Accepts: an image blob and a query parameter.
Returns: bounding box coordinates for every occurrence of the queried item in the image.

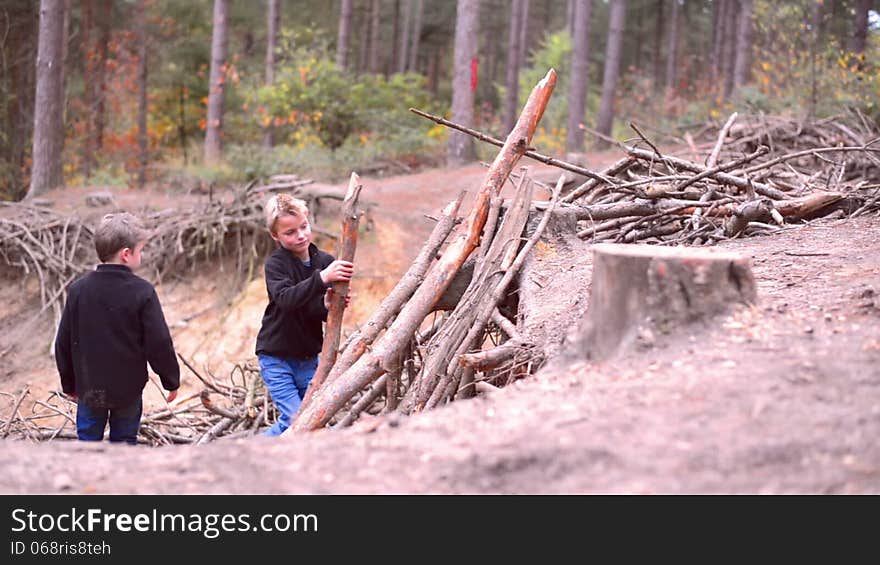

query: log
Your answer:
[288,69,558,433]
[301,172,362,409]
[569,244,757,361]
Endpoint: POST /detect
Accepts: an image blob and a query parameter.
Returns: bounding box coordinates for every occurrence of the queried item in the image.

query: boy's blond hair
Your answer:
[94,212,149,263]
[265,194,310,234]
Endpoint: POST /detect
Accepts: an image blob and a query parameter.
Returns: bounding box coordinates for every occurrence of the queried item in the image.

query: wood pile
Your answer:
[0,358,278,445]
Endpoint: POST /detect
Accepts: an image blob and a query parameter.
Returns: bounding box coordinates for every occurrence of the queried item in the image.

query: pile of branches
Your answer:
[0,358,279,445]
[0,177,347,355]
[556,112,880,245]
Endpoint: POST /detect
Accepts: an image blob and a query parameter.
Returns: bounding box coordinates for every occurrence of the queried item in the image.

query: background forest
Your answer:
[2,0,878,201]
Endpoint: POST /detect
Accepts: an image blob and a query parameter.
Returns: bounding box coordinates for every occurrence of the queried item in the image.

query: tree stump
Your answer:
[569,243,757,360]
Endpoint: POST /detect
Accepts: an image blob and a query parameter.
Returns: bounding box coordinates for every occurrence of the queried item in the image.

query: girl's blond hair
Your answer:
[265,194,310,234]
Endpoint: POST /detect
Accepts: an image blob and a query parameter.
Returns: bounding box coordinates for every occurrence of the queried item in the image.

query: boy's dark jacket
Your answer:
[55,264,180,408]
[256,243,333,360]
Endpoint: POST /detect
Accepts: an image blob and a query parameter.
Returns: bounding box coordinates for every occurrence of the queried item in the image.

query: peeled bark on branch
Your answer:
[289,69,557,433]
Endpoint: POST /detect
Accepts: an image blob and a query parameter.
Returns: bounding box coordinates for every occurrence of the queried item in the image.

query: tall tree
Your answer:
[81,0,95,178]
[204,0,228,165]
[721,0,739,99]
[518,0,530,65]
[732,0,752,94]
[27,0,66,198]
[850,0,871,55]
[503,0,525,135]
[595,0,626,148]
[94,0,111,152]
[652,0,664,91]
[397,0,412,73]
[710,0,725,81]
[565,0,592,153]
[336,0,353,70]
[665,0,679,92]
[407,0,423,72]
[136,0,148,188]
[368,0,381,73]
[448,0,479,166]
[263,0,280,148]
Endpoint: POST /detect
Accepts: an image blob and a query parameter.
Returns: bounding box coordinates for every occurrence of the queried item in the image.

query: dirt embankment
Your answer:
[1,158,879,494]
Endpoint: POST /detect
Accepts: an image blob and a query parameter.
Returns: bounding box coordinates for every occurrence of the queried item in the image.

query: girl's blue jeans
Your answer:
[76,397,142,445]
[258,354,318,436]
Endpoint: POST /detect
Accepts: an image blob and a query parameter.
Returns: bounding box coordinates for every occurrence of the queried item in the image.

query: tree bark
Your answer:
[518,0,530,65]
[136,0,148,188]
[289,69,557,433]
[263,0,280,148]
[710,0,725,81]
[732,0,752,94]
[368,0,381,74]
[664,0,679,92]
[849,0,870,55]
[27,0,66,199]
[595,0,626,149]
[94,0,111,151]
[204,0,228,165]
[336,0,353,70]
[652,0,663,91]
[447,0,480,166]
[407,0,423,72]
[721,0,738,100]
[397,0,412,73]
[569,243,757,361]
[503,0,525,135]
[81,0,94,178]
[565,0,592,152]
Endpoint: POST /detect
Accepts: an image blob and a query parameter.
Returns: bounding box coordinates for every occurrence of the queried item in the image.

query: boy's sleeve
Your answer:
[141,287,180,392]
[54,297,76,395]
[265,255,329,313]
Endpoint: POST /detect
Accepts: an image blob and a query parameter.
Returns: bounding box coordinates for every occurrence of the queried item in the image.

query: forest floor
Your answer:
[1,149,879,494]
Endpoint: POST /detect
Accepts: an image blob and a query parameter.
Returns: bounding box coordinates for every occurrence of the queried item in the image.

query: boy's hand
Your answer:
[166,389,178,403]
[66,392,77,403]
[324,288,352,310]
[320,260,354,284]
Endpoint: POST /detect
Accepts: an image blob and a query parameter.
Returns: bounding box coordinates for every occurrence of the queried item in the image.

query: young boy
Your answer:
[256,194,353,436]
[55,212,180,445]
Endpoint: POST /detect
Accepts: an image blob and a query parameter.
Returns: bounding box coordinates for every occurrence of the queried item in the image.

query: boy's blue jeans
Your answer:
[258,354,318,436]
[76,397,142,445]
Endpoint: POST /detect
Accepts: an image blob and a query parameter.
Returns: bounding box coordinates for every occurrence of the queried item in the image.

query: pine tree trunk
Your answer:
[710,0,724,81]
[27,0,66,199]
[447,0,479,166]
[518,0,530,65]
[732,0,752,94]
[94,0,111,151]
[336,0,353,70]
[407,0,423,72]
[204,0,228,165]
[664,0,679,92]
[6,3,37,197]
[651,0,663,91]
[263,0,280,148]
[397,0,412,73]
[503,0,525,135]
[81,0,94,178]
[849,0,870,55]
[595,0,626,148]
[721,0,738,100]
[565,0,592,152]
[136,0,148,188]
[368,0,381,74]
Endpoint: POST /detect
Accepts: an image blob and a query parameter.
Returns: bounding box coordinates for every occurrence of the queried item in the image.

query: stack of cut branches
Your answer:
[0,359,279,445]
[284,70,562,434]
